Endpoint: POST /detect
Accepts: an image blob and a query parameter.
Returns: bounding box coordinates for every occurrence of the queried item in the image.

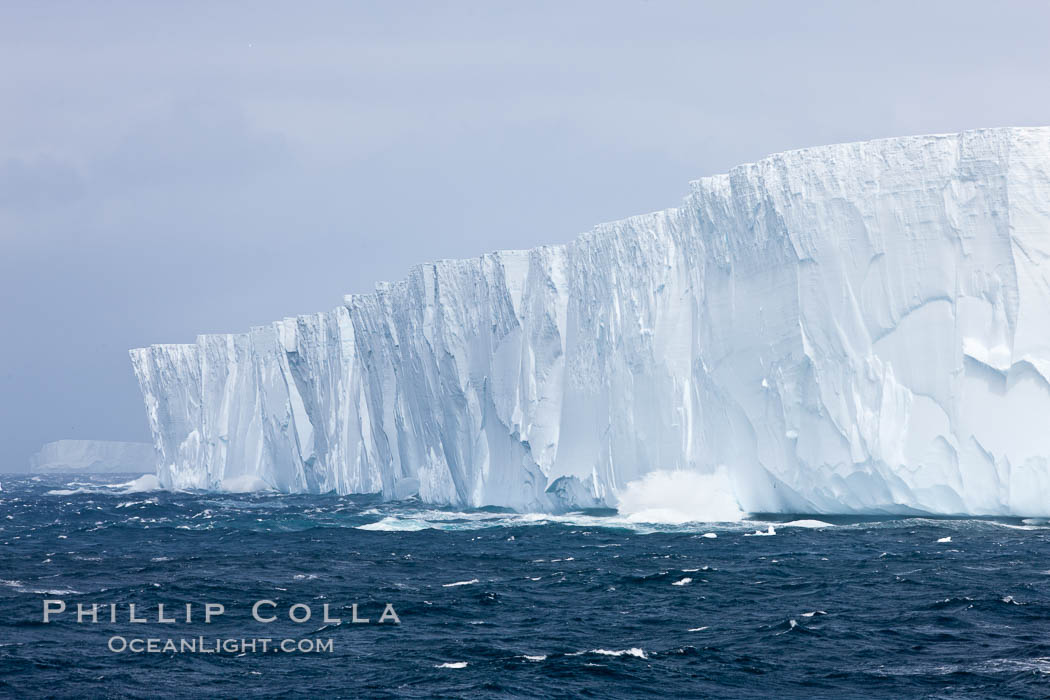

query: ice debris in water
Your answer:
[747,525,777,537]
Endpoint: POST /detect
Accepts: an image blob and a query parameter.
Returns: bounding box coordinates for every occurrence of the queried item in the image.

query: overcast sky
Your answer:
[2,1,1049,470]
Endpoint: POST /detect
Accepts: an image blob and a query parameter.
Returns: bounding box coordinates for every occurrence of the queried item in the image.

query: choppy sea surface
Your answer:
[3,475,1050,698]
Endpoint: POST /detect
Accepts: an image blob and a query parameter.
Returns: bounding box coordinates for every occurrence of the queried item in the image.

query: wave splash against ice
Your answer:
[617,469,744,524]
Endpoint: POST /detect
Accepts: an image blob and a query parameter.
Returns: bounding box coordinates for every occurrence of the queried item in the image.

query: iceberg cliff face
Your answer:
[131,127,1050,515]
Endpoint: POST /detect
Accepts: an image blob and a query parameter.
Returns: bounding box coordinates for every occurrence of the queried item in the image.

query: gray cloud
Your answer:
[0,157,84,213]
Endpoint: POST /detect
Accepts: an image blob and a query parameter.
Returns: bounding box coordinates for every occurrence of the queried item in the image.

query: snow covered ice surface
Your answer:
[131,127,1050,517]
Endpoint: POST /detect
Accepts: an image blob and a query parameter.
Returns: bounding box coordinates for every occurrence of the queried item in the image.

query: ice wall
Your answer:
[130,127,1050,515]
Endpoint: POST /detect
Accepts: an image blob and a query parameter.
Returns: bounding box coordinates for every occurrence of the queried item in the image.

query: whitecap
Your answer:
[672,577,692,586]
[46,474,163,497]
[590,648,648,659]
[435,662,468,669]
[1,579,81,595]
[356,517,430,532]
[348,506,743,535]
[442,578,479,587]
[523,655,546,662]
[31,587,81,595]
[116,498,158,509]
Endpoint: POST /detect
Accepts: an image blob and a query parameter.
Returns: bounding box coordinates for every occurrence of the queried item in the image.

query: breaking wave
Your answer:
[617,469,745,524]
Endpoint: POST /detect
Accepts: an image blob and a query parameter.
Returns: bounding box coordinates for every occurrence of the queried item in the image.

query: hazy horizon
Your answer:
[4,1,1050,471]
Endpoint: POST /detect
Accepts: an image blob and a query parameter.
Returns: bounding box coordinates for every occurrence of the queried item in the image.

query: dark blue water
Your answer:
[2,475,1050,698]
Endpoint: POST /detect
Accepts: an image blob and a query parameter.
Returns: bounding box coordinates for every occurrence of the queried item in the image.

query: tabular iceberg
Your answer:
[131,127,1050,516]
[29,440,156,474]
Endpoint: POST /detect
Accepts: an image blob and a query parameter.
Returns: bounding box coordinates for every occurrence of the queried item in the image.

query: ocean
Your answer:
[2,474,1049,698]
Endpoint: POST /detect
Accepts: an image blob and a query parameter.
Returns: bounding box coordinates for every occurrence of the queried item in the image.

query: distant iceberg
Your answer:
[131,127,1050,516]
[30,440,156,475]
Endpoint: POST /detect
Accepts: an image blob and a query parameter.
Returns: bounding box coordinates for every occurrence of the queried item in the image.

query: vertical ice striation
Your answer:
[131,127,1050,515]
